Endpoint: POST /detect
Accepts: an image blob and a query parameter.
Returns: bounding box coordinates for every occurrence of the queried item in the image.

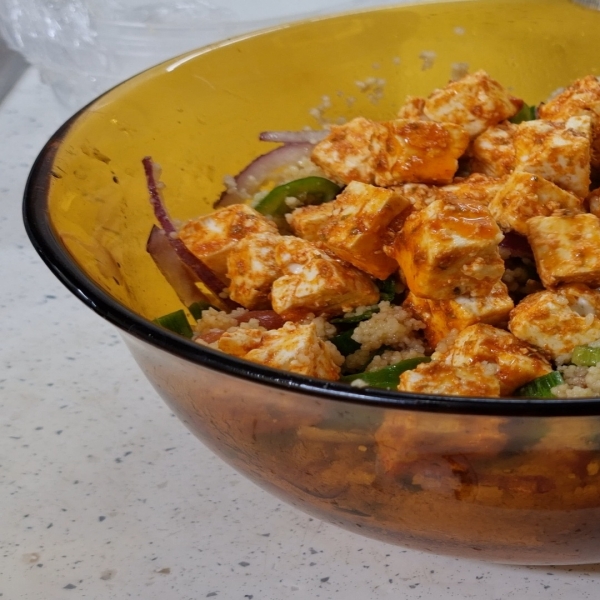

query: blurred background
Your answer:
[0,0,406,112]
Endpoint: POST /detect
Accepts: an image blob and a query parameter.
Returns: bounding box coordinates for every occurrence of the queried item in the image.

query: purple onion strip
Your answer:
[142,156,239,310]
[216,142,314,208]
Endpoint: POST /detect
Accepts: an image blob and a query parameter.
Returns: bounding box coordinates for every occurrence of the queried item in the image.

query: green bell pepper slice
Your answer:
[153,309,194,338]
[510,103,537,124]
[254,176,341,217]
[187,300,213,321]
[330,328,362,356]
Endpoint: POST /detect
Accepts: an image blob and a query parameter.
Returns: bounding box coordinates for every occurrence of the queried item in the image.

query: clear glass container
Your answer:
[23,0,600,564]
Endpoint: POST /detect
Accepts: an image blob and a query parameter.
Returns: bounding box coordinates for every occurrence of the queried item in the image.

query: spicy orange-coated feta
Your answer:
[229,322,344,380]
[438,173,506,206]
[226,231,282,309]
[321,181,411,279]
[509,284,600,359]
[310,116,384,185]
[489,172,583,235]
[527,213,600,289]
[440,323,553,396]
[539,75,600,122]
[389,183,441,212]
[271,236,379,320]
[397,95,427,119]
[217,327,265,357]
[423,70,522,138]
[538,75,600,168]
[398,360,501,397]
[404,282,514,347]
[392,198,505,300]
[311,117,470,187]
[287,201,336,242]
[513,115,592,199]
[469,121,517,178]
[178,204,278,278]
[244,322,343,380]
[374,119,470,186]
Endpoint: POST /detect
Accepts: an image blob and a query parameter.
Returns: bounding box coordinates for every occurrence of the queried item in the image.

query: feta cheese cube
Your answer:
[513,116,592,199]
[244,322,343,380]
[392,199,505,299]
[310,116,385,185]
[441,324,552,396]
[469,122,516,178]
[489,172,583,235]
[271,237,379,319]
[389,183,441,212]
[527,213,600,288]
[287,201,336,242]
[404,282,514,347]
[217,327,264,357]
[311,117,470,187]
[321,181,411,279]
[398,360,501,397]
[397,95,426,119]
[509,284,600,358]
[438,173,506,206]
[226,231,282,309]
[423,70,522,138]
[539,76,600,122]
[178,204,278,278]
[537,75,600,169]
[373,119,470,186]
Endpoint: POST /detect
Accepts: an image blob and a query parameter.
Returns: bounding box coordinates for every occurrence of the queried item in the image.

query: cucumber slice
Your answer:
[571,345,600,367]
[515,371,564,398]
[341,357,431,390]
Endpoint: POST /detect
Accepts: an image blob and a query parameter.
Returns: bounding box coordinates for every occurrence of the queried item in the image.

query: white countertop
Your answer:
[2,67,600,600]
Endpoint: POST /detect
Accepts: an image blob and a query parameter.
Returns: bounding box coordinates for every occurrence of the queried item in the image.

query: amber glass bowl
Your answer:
[24,0,600,564]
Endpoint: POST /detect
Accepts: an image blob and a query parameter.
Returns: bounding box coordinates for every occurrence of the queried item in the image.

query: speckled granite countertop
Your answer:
[2,67,600,600]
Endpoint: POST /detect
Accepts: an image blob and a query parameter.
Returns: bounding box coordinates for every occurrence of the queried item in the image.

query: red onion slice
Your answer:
[499,231,534,259]
[237,310,286,330]
[215,142,314,208]
[197,330,226,344]
[259,130,328,145]
[142,156,239,311]
[143,158,177,236]
[146,225,211,309]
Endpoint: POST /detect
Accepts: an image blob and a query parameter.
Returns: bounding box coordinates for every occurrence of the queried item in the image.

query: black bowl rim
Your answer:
[22,13,600,419]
